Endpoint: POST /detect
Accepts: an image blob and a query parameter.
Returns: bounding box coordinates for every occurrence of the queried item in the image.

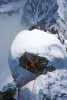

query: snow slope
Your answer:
[20,69,67,100]
[9,29,67,87]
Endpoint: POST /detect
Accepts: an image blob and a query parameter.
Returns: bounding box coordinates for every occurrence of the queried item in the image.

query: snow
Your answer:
[56,0,67,39]
[20,69,67,100]
[21,0,67,40]
[0,0,67,100]
[11,30,62,57]
[9,29,67,87]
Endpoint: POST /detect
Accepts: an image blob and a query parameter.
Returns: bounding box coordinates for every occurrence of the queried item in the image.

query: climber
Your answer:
[19,52,55,75]
[30,58,38,68]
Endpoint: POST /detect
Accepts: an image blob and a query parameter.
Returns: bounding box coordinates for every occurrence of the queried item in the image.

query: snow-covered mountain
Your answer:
[22,0,67,40]
[0,0,67,99]
[1,0,67,39]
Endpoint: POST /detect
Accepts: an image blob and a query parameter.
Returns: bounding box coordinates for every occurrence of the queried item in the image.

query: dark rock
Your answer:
[0,88,16,100]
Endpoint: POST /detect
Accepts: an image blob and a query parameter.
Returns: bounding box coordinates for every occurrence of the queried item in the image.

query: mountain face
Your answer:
[0,0,67,40]
[22,0,67,40]
[22,0,58,29]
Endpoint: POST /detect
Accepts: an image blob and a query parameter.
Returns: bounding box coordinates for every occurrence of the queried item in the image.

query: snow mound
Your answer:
[8,29,67,86]
[20,69,67,100]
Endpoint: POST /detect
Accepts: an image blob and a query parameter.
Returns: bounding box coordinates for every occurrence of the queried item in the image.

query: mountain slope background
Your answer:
[0,0,27,90]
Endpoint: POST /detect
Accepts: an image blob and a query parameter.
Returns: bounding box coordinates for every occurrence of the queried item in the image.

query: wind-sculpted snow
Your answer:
[8,29,67,87]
